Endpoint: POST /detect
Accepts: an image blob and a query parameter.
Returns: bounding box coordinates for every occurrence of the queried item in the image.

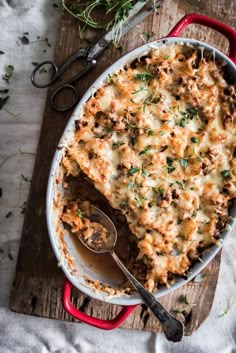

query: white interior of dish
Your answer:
[46,37,236,306]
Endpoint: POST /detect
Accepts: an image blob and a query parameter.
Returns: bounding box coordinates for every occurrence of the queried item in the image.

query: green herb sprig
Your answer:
[62,0,134,46]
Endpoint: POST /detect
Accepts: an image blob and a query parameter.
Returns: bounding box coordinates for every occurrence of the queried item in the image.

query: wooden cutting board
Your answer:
[9,0,235,335]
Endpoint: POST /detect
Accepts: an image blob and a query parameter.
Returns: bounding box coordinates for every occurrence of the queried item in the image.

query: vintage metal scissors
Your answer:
[31,0,162,112]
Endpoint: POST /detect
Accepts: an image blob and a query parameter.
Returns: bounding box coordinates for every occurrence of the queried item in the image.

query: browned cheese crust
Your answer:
[62,43,236,292]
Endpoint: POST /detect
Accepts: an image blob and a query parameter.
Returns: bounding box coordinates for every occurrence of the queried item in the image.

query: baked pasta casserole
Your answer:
[61,43,236,292]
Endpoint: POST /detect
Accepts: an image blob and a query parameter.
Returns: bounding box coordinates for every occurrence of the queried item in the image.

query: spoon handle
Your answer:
[109,250,184,342]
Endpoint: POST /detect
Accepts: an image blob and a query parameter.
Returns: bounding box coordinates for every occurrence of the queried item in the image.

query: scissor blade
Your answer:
[87,0,162,61]
[105,0,163,43]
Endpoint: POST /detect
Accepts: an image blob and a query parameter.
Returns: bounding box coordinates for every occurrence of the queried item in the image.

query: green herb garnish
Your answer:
[134,72,154,82]
[180,159,188,168]
[170,248,181,256]
[167,166,175,174]
[191,137,199,143]
[193,273,206,283]
[196,157,202,162]
[148,130,154,136]
[221,170,230,178]
[128,167,139,176]
[179,118,186,127]
[186,107,197,118]
[128,180,135,190]
[107,74,113,84]
[176,180,187,189]
[132,86,146,95]
[134,194,147,207]
[141,31,155,42]
[152,186,165,197]
[158,187,165,197]
[77,208,84,218]
[160,131,165,136]
[113,141,125,147]
[183,295,190,305]
[139,145,151,155]
[141,167,149,177]
[166,157,173,166]
[62,0,135,46]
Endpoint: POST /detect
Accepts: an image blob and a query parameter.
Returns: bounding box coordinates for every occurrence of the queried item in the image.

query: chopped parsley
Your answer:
[139,145,151,155]
[164,55,170,60]
[179,118,186,127]
[128,180,135,190]
[191,137,199,143]
[166,157,175,173]
[107,74,113,84]
[167,166,175,174]
[148,130,154,136]
[159,131,165,136]
[193,273,206,283]
[134,195,147,206]
[196,157,202,162]
[176,180,187,189]
[170,248,181,256]
[221,170,230,178]
[141,167,149,177]
[166,156,173,166]
[180,159,188,168]
[153,186,165,198]
[113,141,125,147]
[193,211,197,218]
[77,209,84,218]
[128,167,139,176]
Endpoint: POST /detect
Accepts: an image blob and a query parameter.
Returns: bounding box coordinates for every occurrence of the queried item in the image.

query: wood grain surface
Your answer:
[9,0,235,335]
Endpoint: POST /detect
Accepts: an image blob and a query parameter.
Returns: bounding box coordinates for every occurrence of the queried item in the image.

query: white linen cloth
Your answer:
[0,0,236,352]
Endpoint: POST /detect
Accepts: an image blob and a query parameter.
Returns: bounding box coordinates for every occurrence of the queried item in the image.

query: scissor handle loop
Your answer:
[50,84,79,112]
[31,61,59,88]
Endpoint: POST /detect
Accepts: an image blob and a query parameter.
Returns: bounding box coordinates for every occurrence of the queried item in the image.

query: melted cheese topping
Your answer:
[62,43,236,292]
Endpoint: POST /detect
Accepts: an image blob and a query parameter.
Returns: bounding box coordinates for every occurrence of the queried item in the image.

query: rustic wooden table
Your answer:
[9,0,236,335]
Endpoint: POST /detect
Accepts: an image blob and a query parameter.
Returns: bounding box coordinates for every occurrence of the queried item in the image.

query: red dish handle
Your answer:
[168,13,236,64]
[62,278,137,330]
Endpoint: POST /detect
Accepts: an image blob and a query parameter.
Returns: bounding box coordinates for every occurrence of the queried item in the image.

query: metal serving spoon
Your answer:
[81,204,184,342]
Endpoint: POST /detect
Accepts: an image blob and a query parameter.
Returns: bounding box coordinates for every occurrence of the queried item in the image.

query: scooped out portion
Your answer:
[62,200,115,253]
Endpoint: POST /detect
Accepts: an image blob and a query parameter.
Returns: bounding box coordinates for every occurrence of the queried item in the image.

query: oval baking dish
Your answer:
[46,14,236,329]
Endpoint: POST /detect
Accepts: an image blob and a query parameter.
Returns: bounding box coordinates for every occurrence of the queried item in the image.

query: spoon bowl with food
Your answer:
[64,201,184,342]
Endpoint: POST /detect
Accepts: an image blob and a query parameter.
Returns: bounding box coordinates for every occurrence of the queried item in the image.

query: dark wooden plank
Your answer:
[10,0,235,334]
[10,253,221,334]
